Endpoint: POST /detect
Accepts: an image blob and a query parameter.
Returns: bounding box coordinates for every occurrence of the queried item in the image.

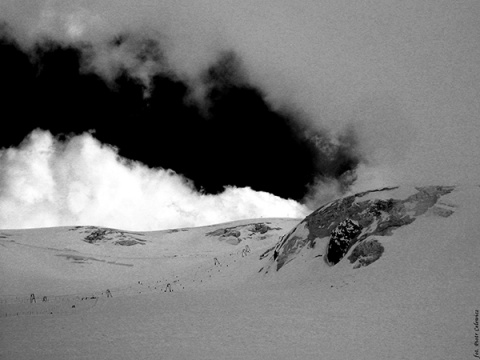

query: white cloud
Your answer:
[0,130,308,230]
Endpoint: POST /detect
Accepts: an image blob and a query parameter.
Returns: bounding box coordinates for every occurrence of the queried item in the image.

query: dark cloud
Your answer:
[0,32,362,206]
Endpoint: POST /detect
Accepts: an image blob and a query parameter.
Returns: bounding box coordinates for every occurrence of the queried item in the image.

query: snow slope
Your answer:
[1,186,479,360]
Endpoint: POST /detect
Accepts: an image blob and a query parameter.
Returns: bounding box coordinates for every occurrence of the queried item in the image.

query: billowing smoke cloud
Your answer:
[0,130,308,230]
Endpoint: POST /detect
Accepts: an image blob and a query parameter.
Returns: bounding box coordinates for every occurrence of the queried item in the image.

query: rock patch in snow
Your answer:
[266,185,456,271]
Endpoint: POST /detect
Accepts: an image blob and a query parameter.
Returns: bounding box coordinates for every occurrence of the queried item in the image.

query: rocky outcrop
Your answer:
[206,222,280,245]
[70,227,147,246]
[326,219,362,265]
[249,223,270,234]
[347,238,385,269]
[262,186,456,271]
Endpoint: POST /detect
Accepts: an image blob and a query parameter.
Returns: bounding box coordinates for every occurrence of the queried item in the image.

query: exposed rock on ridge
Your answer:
[262,185,456,271]
[69,226,147,246]
[206,222,280,245]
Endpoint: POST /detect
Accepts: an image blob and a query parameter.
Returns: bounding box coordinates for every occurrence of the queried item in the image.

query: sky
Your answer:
[0,0,479,230]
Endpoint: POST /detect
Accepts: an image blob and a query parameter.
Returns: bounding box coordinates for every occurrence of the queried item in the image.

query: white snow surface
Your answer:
[1,186,479,360]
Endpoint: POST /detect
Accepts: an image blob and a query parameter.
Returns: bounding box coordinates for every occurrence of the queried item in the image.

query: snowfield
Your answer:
[1,186,479,360]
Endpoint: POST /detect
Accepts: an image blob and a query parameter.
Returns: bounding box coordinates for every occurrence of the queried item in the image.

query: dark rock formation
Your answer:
[206,222,280,245]
[326,219,362,265]
[348,238,385,269]
[249,223,270,234]
[73,227,147,246]
[263,185,456,272]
